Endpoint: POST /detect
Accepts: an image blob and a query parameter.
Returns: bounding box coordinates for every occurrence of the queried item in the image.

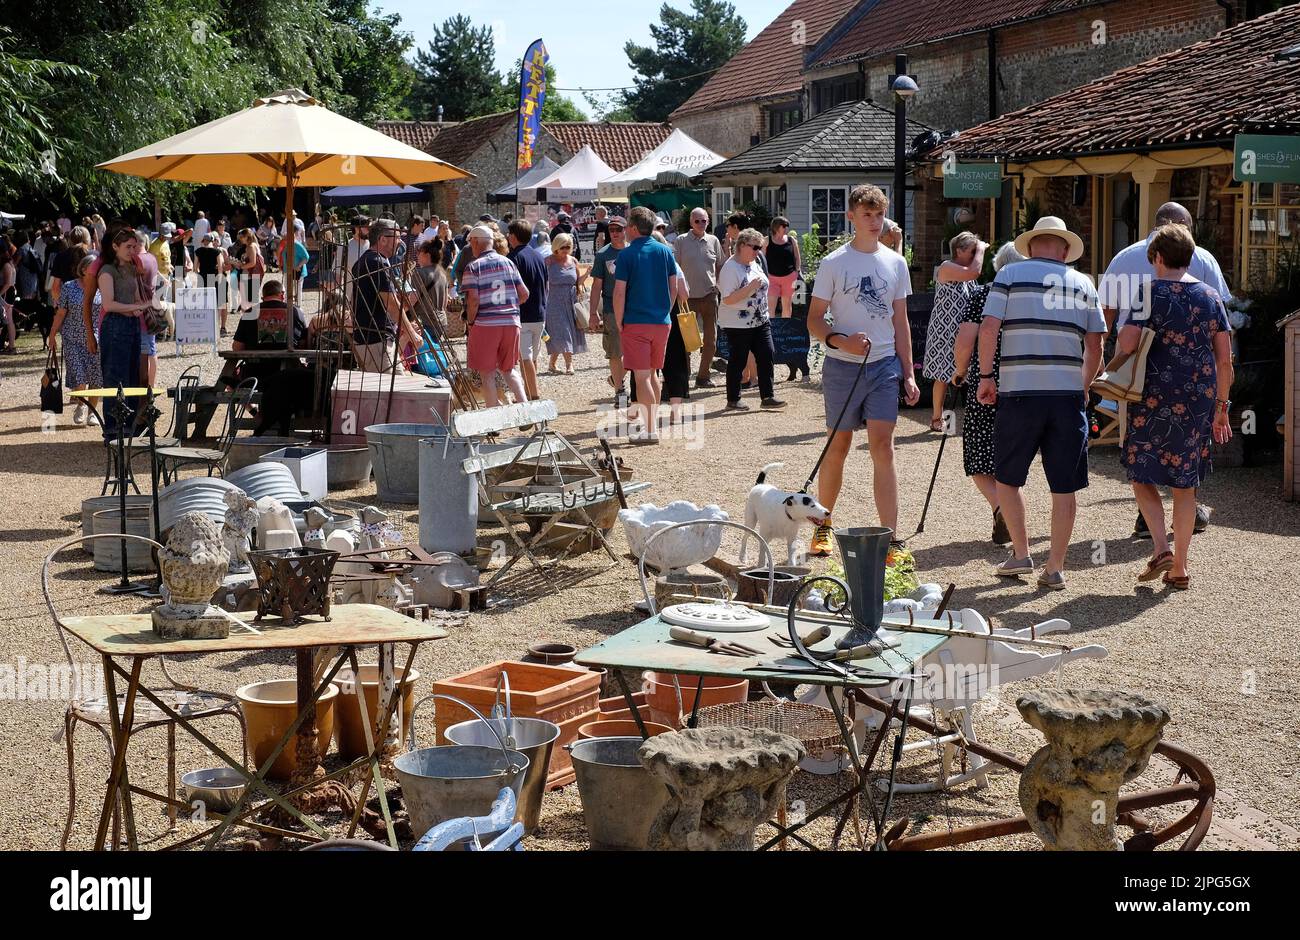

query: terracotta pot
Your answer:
[599,691,648,719]
[578,719,673,740]
[333,665,422,761]
[642,671,749,729]
[527,642,577,665]
[236,679,339,781]
[431,659,602,789]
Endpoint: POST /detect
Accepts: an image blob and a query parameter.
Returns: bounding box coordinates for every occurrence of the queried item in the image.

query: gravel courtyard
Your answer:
[1,325,1296,851]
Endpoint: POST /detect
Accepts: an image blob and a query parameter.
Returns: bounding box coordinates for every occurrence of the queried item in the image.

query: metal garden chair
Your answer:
[155,377,257,483]
[43,533,247,849]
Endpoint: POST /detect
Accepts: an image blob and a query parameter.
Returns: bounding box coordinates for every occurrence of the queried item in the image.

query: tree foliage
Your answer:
[0,0,415,211]
[497,61,587,122]
[405,15,504,122]
[621,0,746,122]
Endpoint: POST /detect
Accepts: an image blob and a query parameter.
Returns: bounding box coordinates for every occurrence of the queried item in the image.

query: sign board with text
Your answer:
[173,287,218,353]
[944,162,1003,199]
[1234,134,1300,184]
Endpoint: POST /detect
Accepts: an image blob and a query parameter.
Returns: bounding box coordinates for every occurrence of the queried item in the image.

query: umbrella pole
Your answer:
[284,163,297,353]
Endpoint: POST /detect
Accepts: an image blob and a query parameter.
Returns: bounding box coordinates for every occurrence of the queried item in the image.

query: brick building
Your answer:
[931,4,1300,293]
[382,115,674,227]
[674,0,1268,281]
[670,0,860,158]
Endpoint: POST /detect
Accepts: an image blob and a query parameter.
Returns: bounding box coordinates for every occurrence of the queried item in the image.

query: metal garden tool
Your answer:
[769,624,832,649]
[669,626,763,657]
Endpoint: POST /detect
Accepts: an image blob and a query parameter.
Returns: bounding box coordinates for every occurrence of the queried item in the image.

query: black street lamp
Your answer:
[891,54,918,250]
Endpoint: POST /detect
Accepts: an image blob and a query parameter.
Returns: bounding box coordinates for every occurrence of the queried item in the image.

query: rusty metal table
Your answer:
[575,611,949,851]
[61,603,447,850]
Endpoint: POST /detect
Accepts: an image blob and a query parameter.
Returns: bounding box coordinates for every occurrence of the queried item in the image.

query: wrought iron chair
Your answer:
[155,377,257,483]
[126,364,203,466]
[43,533,248,850]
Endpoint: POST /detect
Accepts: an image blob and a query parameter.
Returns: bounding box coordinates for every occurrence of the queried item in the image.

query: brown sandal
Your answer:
[1162,573,1190,590]
[1138,551,1174,582]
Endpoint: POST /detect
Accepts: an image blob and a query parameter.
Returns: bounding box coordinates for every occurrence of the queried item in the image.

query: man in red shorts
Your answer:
[463,224,530,406]
[614,207,678,443]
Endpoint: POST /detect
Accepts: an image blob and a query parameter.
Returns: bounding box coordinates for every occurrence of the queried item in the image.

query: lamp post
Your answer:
[890,54,918,250]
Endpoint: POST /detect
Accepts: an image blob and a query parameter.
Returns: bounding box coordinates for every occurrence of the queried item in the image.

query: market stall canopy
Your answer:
[489,155,562,203]
[518,146,615,203]
[96,89,472,187]
[597,129,724,201]
[320,184,429,207]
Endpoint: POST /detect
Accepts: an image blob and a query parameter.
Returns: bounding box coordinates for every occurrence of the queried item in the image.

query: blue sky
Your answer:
[376,0,792,118]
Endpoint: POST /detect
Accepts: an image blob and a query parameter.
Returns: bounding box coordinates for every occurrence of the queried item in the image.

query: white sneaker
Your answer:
[86,407,100,427]
[72,403,86,426]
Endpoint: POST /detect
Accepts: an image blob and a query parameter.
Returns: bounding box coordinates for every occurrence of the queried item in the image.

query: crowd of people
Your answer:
[12,183,1236,593]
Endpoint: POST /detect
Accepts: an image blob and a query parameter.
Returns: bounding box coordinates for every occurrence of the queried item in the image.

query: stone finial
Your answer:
[153,512,234,639]
[223,489,259,574]
[638,727,805,851]
[1017,689,1170,851]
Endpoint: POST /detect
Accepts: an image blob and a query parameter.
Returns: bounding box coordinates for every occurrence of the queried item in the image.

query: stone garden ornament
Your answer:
[638,727,804,850]
[222,490,259,574]
[1017,689,1170,851]
[153,512,235,639]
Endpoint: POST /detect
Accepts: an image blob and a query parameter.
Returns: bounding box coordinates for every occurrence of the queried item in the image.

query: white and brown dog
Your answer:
[739,463,830,566]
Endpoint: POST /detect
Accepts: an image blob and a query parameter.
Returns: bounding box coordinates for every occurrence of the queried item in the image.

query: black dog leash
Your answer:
[800,340,869,494]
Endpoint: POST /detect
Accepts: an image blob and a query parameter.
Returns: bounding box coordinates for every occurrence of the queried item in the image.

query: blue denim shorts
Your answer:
[139,327,156,355]
[822,354,901,431]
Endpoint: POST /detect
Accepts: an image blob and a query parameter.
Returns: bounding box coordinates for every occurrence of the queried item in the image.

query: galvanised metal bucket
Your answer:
[365,423,440,504]
[397,694,529,845]
[444,716,559,835]
[568,736,670,851]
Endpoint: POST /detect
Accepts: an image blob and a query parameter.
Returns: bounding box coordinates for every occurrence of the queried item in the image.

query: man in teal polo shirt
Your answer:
[613,206,677,442]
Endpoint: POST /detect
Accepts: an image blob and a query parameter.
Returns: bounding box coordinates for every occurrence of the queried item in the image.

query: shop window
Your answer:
[1247,182,1300,287]
[810,185,848,242]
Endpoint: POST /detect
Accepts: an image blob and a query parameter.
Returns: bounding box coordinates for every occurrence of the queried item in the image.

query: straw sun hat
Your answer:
[1013,216,1085,264]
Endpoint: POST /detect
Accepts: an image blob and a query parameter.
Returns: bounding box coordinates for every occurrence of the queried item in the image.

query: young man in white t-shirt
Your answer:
[806,184,919,556]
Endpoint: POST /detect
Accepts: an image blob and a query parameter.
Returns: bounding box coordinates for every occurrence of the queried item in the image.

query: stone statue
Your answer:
[153,512,234,639]
[1017,689,1170,851]
[359,506,399,553]
[222,490,259,574]
[638,727,805,850]
[303,507,331,550]
[255,496,300,549]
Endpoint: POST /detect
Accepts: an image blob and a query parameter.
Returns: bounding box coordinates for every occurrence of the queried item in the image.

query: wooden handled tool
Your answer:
[669,626,762,657]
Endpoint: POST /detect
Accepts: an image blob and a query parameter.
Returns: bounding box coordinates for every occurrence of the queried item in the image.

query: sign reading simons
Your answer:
[1234,134,1300,184]
[944,162,1003,199]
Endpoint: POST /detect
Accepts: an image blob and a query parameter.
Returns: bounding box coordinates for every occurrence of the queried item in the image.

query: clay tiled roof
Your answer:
[931,6,1300,162]
[375,120,455,152]
[702,100,933,175]
[424,111,516,167]
[542,122,673,171]
[670,0,860,120]
[810,0,1099,69]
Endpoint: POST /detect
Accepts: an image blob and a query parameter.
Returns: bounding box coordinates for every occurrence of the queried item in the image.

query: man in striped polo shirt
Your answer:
[464,224,530,407]
[977,217,1106,590]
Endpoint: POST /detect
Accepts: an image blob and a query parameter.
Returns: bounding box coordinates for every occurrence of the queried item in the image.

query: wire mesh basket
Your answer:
[248,547,339,623]
[693,699,842,751]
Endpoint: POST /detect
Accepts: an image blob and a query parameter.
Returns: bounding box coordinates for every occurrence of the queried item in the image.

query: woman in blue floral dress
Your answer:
[50,250,103,427]
[1120,225,1234,590]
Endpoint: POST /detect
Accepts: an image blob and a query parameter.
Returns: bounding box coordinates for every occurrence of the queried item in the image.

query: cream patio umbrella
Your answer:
[97,88,471,314]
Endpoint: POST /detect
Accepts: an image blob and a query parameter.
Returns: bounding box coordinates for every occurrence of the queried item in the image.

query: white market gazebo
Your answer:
[597,128,724,202]
[518,145,615,203]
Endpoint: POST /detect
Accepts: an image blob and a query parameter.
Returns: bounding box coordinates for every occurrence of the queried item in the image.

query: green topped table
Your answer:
[575,610,952,851]
[64,603,447,851]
